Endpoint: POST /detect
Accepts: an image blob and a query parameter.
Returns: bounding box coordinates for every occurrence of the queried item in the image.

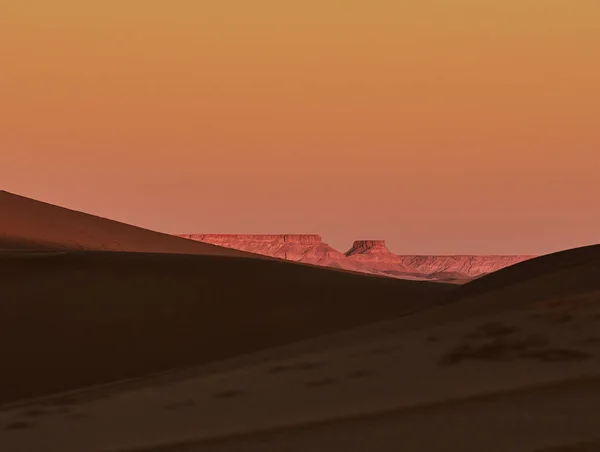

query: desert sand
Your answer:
[1,246,599,451]
[0,191,250,256]
[0,192,452,405]
[1,192,599,451]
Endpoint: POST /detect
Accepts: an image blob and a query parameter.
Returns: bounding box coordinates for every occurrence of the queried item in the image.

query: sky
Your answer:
[1,1,599,254]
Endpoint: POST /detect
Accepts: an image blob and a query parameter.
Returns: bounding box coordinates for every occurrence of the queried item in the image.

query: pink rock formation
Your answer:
[397,255,535,278]
[345,240,415,277]
[177,234,535,282]
[345,240,534,279]
[346,241,406,264]
[177,234,362,272]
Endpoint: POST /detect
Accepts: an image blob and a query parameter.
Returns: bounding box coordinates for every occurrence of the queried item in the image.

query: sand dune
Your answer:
[448,244,600,303]
[0,191,249,256]
[1,192,599,451]
[375,244,600,335]
[1,260,599,451]
[0,192,451,404]
[0,250,451,405]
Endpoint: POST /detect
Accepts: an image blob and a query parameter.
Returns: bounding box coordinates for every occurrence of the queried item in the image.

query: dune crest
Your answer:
[0,191,249,257]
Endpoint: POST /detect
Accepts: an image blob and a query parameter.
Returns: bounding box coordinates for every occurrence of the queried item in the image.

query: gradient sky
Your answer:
[1,1,599,254]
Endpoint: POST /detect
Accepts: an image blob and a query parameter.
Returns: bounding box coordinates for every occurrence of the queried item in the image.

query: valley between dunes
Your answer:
[1,190,599,452]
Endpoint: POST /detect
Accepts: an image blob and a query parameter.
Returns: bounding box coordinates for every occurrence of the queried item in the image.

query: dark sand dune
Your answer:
[2,190,599,451]
[2,246,599,451]
[0,191,248,256]
[384,244,600,333]
[449,244,600,302]
[0,191,454,404]
[0,250,452,406]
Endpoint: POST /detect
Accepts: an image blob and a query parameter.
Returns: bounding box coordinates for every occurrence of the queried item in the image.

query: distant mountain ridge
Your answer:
[177,234,535,281]
[0,190,533,283]
[177,234,363,273]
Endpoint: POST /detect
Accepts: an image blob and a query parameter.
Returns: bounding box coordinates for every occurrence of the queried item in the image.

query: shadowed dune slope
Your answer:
[1,246,600,452]
[449,245,600,303]
[0,191,249,257]
[391,245,600,332]
[0,251,452,405]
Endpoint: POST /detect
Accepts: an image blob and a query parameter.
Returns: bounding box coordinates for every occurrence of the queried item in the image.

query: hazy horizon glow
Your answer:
[1,1,599,254]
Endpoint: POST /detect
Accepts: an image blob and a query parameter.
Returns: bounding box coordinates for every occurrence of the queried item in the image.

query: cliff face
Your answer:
[345,240,415,277]
[178,234,535,282]
[346,240,406,264]
[344,240,534,279]
[177,234,361,272]
[397,255,535,278]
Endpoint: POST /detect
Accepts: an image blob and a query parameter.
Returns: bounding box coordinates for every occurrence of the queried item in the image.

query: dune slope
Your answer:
[0,191,248,256]
[1,245,599,451]
[0,250,451,405]
[449,244,600,303]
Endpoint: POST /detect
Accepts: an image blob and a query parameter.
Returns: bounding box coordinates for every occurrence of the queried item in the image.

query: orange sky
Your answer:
[1,1,599,254]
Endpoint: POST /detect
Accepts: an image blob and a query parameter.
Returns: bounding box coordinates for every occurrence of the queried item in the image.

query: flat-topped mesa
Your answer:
[176,233,537,281]
[345,240,411,274]
[178,234,322,245]
[346,240,389,256]
[282,234,323,244]
[176,234,363,271]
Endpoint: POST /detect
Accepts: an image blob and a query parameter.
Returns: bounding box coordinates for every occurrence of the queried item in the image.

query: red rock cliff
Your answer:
[345,240,414,275]
[180,234,322,246]
[177,234,362,272]
[397,255,535,278]
[177,234,536,282]
[346,240,387,254]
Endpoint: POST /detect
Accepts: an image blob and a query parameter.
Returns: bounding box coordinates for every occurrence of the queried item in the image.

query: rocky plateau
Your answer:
[177,234,534,282]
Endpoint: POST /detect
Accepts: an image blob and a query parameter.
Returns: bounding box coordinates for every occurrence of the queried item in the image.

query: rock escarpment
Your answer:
[397,255,535,279]
[346,240,407,265]
[345,240,534,280]
[345,240,416,278]
[177,234,361,272]
[178,234,535,282]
